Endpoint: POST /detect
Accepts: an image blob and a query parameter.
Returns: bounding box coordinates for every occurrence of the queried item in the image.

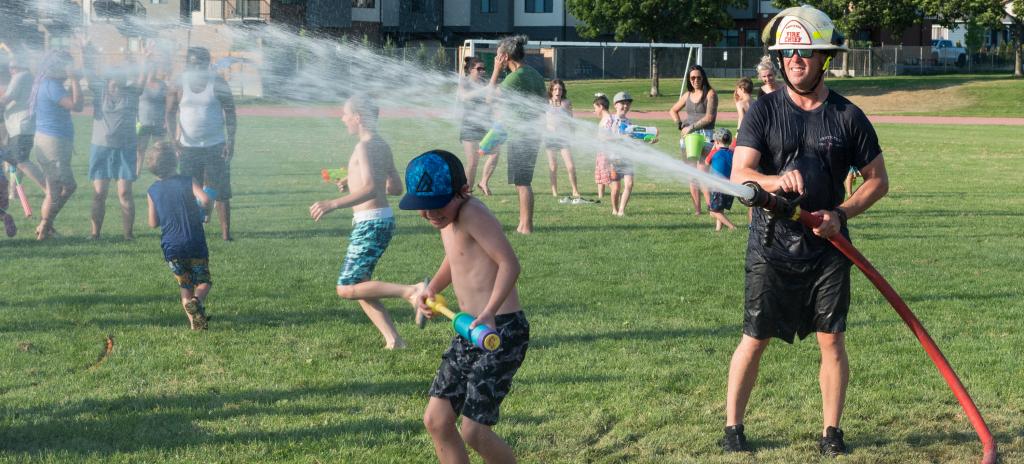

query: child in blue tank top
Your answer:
[145,141,213,329]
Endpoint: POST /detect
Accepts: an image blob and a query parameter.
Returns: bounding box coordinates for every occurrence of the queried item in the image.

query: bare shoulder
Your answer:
[351,139,369,160]
[368,135,394,158]
[459,199,503,233]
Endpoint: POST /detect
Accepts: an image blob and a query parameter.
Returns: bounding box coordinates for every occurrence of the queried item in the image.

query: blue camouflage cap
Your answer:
[399,150,466,210]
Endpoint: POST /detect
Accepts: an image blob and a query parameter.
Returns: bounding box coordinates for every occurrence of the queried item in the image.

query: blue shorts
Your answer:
[709,192,734,212]
[337,216,396,286]
[168,258,211,290]
[89,145,138,181]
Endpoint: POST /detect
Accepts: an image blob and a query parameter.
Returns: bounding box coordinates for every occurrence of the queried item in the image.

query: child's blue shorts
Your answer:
[337,216,396,286]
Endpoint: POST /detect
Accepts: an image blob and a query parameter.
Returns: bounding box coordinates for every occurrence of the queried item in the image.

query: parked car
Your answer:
[931,39,967,67]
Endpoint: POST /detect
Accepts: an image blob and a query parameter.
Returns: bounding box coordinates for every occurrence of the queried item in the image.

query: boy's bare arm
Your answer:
[147,194,159,228]
[417,258,452,318]
[462,202,520,319]
[192,181,211,210]
[215,77,236,160]
[385,162,402,196]
[309,144,377,221]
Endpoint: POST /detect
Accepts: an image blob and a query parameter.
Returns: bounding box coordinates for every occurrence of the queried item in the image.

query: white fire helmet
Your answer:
[763,5,848,52]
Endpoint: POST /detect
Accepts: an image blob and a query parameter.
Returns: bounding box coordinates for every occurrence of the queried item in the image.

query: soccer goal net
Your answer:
[460,39,702,81]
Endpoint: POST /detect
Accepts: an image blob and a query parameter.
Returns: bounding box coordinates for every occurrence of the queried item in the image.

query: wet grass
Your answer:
[1,115,1021,463]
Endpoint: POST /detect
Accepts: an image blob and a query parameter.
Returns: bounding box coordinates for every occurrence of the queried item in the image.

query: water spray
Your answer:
[738,181,997,464]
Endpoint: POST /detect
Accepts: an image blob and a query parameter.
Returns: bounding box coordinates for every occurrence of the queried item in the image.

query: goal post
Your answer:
[459,39,702,82]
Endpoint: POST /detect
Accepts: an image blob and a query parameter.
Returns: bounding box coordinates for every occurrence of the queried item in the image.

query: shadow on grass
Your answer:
[530,325,735,349]
[235,224,446,240]
[0,381,427,456]
[537,221,708,234]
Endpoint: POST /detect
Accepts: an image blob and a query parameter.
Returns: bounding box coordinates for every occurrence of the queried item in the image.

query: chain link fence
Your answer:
[72,43,1019,99]
[700,46,1020,78]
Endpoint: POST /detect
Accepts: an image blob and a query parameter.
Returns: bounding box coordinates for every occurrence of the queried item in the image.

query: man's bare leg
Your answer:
[726,335,771,427]
[817,332,849,435]
[516,185,533,234]
[216,199,232,241]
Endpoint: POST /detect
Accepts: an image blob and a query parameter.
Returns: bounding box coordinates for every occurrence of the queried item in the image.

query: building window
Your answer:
[481,0,497,14]
[525,0,552,13]
[354,0,374,7]
[150,0,167,4]
[717,29,739,46]
[744,29,759,46]
[410,0,423,13]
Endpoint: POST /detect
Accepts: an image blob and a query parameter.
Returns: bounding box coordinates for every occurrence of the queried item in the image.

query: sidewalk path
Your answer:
[230,106,1024,126]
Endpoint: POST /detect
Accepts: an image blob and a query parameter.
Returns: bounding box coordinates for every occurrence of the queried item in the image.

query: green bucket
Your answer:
[684,133,705,159]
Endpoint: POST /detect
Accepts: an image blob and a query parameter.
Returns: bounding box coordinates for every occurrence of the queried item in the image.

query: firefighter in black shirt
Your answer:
[721,5,890,457]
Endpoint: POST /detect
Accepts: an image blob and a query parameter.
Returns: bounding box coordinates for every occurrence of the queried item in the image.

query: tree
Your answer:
[567,0,742,96]
[920,0,1024,77]
[775,0,924,76]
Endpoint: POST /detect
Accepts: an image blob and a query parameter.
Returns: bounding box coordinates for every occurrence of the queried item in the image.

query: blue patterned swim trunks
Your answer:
[337,214,396,286]
[167,258,212,290]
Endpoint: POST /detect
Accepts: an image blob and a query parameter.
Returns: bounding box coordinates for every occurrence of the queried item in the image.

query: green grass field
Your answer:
[1,113,1022,463]
[567,74,1024,117]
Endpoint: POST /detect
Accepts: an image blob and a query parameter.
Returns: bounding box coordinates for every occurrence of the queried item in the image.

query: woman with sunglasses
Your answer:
[457,56,496,195]
[669,64,717,215]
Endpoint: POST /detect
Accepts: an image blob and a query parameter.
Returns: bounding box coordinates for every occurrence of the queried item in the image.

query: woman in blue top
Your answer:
[31,50,83,240]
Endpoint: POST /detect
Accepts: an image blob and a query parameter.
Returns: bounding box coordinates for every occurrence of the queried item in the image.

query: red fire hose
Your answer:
[798,210,997,464]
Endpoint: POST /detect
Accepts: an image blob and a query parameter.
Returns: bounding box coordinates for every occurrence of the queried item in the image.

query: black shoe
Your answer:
[819,426,848,457]
[721,424,751,452]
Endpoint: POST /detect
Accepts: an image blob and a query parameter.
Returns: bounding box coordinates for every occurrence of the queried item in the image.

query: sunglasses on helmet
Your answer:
[781,49,816,59]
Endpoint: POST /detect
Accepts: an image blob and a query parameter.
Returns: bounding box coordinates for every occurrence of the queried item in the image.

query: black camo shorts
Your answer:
[429,311,529,426]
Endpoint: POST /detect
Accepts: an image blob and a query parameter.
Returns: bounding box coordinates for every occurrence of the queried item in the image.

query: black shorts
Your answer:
[4,135,34,164]
[507,136,540,186]
[743,247,852,343]
[429,311,529,426]
[179,144,232,200]
[709,192,734,212]
[138,125,167,138]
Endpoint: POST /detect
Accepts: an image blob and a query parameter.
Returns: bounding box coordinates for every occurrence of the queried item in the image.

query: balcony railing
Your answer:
[200,0,269,22]
[92,0,146,19]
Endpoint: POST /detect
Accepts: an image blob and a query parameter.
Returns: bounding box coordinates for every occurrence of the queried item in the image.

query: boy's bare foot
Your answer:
[184,297,207,330]
[477,183,491,196]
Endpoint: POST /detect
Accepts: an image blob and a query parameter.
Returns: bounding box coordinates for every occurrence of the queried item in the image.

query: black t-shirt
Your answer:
[737,89,882,261]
